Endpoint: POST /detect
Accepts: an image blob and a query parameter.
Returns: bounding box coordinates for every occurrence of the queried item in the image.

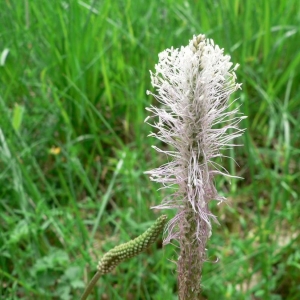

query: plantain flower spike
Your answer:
[97,215,167,274]
[145,34,245,299]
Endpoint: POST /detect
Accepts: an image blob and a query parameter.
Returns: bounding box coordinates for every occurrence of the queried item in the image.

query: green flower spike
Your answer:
[81,215,167,300]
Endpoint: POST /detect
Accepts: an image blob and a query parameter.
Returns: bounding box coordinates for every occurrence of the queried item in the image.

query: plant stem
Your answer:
[80,271,102,300]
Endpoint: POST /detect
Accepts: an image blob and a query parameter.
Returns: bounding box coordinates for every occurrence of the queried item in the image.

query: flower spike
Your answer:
[146,34,245,299]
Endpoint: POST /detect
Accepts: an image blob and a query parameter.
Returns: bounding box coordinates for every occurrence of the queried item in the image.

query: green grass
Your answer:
[1,0,300,299]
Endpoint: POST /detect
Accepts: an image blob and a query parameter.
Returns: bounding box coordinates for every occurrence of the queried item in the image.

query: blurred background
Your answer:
[0,0,299,299]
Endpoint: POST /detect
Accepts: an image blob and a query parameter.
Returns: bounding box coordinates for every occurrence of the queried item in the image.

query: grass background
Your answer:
[1,0,300,299]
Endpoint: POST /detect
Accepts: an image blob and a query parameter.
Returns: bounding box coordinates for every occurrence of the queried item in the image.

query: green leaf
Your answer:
[12,104,25,132]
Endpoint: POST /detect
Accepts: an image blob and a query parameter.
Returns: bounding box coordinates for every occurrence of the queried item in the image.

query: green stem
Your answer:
[80,271,102,300]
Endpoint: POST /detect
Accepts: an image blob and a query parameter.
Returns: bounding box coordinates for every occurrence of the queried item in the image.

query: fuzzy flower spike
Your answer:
[145,34,245,299]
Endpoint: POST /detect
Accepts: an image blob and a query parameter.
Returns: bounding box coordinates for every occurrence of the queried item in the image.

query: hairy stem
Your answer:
[178,208,210,299]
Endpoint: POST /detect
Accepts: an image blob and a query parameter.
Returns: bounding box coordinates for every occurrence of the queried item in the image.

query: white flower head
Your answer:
[145,34,245,298]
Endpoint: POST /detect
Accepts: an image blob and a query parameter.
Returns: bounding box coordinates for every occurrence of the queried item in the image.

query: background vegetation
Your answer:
[1,0,299,299]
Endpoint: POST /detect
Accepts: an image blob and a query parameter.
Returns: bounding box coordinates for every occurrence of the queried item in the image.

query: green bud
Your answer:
[97,215,167,274]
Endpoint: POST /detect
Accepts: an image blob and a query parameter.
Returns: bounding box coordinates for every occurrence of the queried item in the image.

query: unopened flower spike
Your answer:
[146,34,245,299]
[97,214,167,274]
[81,215,167,300]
